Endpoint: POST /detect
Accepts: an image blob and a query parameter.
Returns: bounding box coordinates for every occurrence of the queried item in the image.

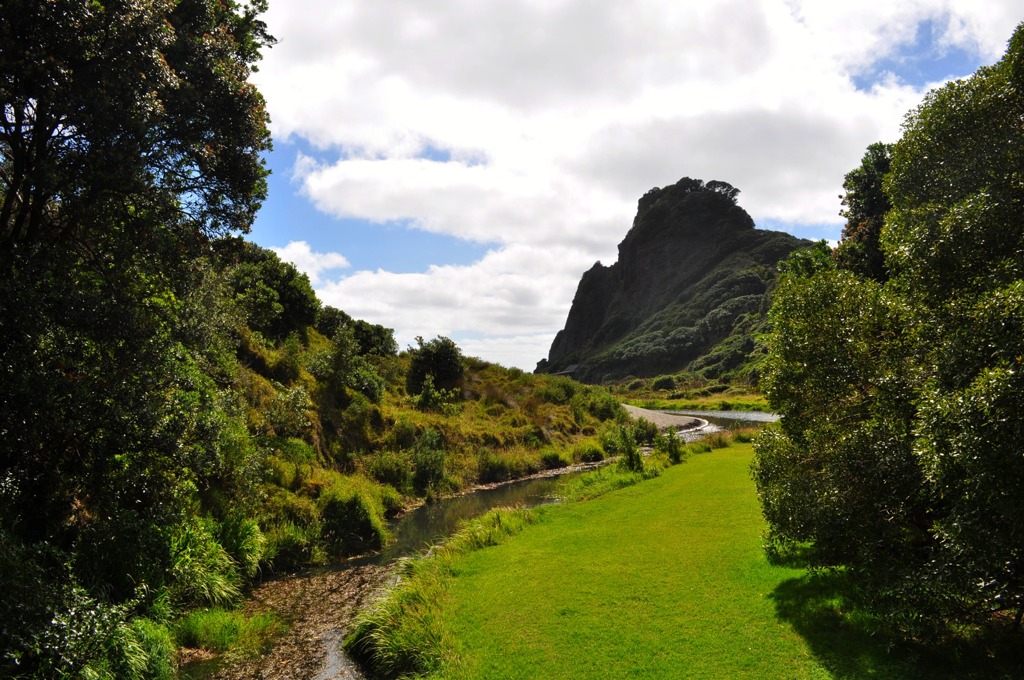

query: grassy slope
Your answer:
[439,445,818,678]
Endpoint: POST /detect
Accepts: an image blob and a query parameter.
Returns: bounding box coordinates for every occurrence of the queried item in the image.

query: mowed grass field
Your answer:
[432,445,903,679]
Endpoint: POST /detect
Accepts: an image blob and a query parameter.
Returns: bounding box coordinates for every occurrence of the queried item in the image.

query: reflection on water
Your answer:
[374,473,571,564]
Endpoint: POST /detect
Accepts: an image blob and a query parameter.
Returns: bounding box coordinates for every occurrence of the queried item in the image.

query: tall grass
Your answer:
[344,507,536,678]
[175,608,284,657]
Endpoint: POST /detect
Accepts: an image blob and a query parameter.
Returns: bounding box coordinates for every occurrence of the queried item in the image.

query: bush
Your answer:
[616,426,643,473]
[218,514,266,582]
[541,449,569,470]
[413,430,447,494]
[175,608,283,656]
[705,432,731,449]
[318,482,389,557]
[366,450,415,495]
[655,430,685,464]
[406,335,464,396]
[477,447,535,484]
[652,375,676,391]
[168,518,241,608]
[598,422,623,456]
[415,374,461,414]
[631,417,658,445]
[537,376,578,404]
[130,618,177,680]
[571,387,622,423]
[262,521,320,571]
[572,441,605,463]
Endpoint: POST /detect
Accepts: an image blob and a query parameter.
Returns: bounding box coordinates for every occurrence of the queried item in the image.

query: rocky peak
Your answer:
[539,177,808,382]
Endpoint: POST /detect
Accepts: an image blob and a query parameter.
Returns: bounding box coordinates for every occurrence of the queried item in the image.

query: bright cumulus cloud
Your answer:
[270,241,350,286]
[252,0,1021,370]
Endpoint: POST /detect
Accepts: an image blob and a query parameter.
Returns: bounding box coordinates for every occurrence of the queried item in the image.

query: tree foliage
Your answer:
[834,142,892,281]
[221,240,320,339]
[406,335,465,396]
[754,22,1024,635]
[0,1,273,673]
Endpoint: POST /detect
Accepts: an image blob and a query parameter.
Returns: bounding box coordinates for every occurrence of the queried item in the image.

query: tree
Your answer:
[222,241,320,339]
[0,1,273,671]
[0,0,272,255]
[834,142,892,281]
[406,336,465,396]
[753,22,1024,634]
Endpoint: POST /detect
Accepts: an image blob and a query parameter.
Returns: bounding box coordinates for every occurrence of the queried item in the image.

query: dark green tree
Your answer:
[753,22,1024,635]
[834,142,892,281]
[406,336,465,396]
[222,241,320,339]
[0,1,273,672]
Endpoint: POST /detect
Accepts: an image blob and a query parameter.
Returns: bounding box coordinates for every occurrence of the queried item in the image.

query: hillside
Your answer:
[537,178,810,382]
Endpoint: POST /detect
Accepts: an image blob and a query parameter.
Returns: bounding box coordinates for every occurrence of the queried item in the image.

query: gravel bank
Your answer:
[621,404,704,431]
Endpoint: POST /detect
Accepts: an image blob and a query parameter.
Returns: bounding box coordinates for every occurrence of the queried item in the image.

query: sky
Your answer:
[247,1,1021,371]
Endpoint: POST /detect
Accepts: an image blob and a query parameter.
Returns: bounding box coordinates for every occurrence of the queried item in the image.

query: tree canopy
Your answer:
[753,22,1024,635]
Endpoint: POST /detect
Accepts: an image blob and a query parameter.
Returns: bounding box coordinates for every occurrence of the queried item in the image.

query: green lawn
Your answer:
[435,445,917,679]
[437,445,818,678]
[350,443,1004,678]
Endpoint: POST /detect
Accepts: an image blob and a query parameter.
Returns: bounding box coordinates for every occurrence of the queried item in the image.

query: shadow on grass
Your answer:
[770,571,1024,680]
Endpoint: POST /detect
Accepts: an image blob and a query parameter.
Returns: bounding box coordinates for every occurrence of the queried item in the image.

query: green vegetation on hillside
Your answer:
[0,4,624,675]
[754,22,1024,642]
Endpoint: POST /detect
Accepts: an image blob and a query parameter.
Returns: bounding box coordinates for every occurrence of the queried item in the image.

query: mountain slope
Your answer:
[538,178,809,382]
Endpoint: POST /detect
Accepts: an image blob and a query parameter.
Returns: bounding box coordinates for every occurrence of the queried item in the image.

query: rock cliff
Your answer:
[538,177,809,382]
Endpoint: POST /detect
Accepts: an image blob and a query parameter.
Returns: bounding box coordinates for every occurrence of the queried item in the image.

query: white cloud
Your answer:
[271,241,350,286]
[252,1,1022,370]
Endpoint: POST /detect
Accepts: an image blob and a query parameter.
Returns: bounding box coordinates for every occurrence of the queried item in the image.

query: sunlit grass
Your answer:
[624,393,769,412]
[437,444,826,678]
[174,608,285,658]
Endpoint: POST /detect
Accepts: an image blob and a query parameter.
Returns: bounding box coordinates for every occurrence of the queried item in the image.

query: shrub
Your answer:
[631,417,658,445]
[616,426,643,473]
[537,376,578,404]
[571,388,621,422]
[477,447,534,484]
[655,430,685,464]
[598,422,623,456]
[175,608,283,656]
[652,375,676,391]
[415,374,461,414]
[218,514,266,582]
[705,432,731,449]
[413,430,447,494]
[168,518,241,608]
[406,335,464,395]
[572,441,604,463]
[318,482,389,557]
[130,618,177,680]
[540,449,569,470]
[271,437,317,464]
[366,450,415,495]
[262,521,320,571]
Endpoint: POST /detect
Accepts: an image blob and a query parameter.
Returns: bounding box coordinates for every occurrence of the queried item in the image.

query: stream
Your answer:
[199,410,775,679]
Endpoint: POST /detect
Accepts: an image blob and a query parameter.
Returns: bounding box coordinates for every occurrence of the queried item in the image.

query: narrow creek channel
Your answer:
[195,410,775,679]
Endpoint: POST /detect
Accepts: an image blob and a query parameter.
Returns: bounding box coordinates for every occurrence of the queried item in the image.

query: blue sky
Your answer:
[248,1,1017,369]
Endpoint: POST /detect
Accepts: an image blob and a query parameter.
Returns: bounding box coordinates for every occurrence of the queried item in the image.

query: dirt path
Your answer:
[621,404,705,431]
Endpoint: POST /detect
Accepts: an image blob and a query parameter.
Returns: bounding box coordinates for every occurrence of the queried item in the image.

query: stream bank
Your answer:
[193,407,756,678]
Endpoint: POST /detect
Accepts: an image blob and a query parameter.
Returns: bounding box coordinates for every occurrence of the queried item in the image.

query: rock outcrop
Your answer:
[538,177,809,382]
